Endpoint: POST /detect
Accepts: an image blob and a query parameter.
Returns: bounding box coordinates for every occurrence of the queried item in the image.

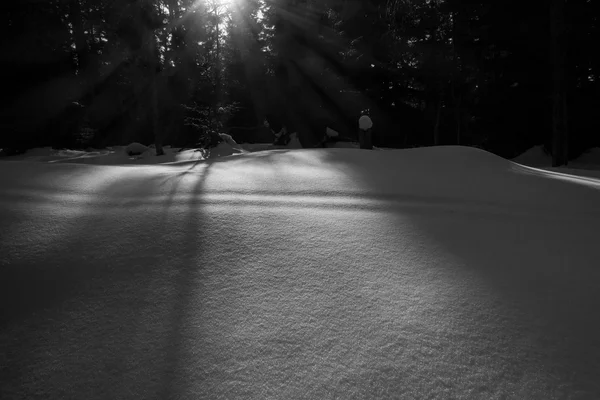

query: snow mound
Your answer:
[286,132,303,149]
[219,133,238,147]
[512,145,551,167]
[234,145,599,212]
[240,143,274,152]
[124,142,150,156]
[358,115,373,130]
[326,127,339,137]
[0,146,207,165]
[207,142,240,159]
[573,147,600,166]
[330,142,359,149]
[514,145,600,172]
[0,147,56,161]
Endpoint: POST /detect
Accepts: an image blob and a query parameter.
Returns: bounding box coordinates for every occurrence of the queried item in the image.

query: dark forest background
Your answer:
[1,0,597,166]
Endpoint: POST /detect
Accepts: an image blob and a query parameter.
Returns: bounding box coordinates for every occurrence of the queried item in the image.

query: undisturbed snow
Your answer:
[1,146,600,399]
[514,145,600,176]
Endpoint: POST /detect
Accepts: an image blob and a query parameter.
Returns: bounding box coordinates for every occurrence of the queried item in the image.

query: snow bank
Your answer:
[512,145,551,167]
[230,145,600,214]
[240,143,274,152]
[0,147,58,162]
[124,142,150,156]
[573,147,600,166]
[286,132,303,149]
[326,127,339,137]
[206,142,247,159]
[330,142,359,149]
[514,145,600,172]
[218,133,238,147]
[206,142,235,158]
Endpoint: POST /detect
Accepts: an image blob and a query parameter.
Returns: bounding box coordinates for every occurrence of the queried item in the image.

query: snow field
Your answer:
[0,145,599,399]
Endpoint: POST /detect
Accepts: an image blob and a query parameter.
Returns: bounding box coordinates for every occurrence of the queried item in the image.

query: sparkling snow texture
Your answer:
[1,146,599,399]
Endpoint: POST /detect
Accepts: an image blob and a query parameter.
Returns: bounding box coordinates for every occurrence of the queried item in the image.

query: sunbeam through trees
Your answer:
[0,0,598,161]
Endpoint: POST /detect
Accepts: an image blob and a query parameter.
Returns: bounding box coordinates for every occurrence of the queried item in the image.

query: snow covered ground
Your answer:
[0,136,347,166]
[1,146,599,399]
[0,144,241,165]
[513,145,600,180]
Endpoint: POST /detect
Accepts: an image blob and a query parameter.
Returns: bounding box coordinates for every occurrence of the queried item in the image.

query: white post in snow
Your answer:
[358,115,373,150]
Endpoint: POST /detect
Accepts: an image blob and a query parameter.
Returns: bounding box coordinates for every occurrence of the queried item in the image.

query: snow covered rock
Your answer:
[358,115,373,130]
[286,132,303,149]
[124,142,150,156]
[326,127,339,137]
[512,146,551,167]
[207,142,235,159]
[219,133,238,147]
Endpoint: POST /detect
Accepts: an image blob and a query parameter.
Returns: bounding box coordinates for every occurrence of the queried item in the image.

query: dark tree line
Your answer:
[1,0,597,164]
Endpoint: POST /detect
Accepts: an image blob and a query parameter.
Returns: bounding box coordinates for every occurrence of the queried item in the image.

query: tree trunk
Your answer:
[143,19,164,155]
[451,11,462,145]
[463,110,471,144]
[68,0,88,77]
[152,75,164,156]
[455,93,462,145]
[214,11,222,121]
[434,96,442,146]
[550,0,568,167]
[68,0,90,105]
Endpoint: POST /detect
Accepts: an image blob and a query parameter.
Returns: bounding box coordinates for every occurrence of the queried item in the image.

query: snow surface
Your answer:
[0,145,239,165]
[0,137,341,166]
[513,145,600,179]
[1,146,600,399]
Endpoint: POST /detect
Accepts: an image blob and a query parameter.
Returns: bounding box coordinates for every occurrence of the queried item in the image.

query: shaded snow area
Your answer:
[326,127,339,137]
[124,142,150,155]
[573,147,600,168]
[512,145,552,167]
[513,145,600,177]
[1,146,600,399]
[512,145,600,168]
